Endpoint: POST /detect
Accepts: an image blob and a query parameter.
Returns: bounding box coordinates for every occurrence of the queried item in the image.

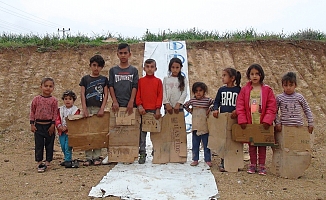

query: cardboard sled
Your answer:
[108,107,140,163]
[141,113,162,132]
[271,126,312,179]
[66,111,110,151]
[208,113,243,172]
[151,112,187,164]
[231,124,275,146]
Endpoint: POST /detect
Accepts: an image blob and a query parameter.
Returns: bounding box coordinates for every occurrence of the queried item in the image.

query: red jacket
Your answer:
[55,105,80,135]
[136,74,163,110]
[236,81,276,125]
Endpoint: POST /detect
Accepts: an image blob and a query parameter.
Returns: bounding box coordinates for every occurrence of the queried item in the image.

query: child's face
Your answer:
[117,47,131,64]
[222,71,234,85]
[170,62,181,77]
[249,68,261,85]
[41,80,54,96]
[63,96,74,108]
[194,87,205,99]
[144,62,157,75]
[90,61,103,76]
[282,81,296,95]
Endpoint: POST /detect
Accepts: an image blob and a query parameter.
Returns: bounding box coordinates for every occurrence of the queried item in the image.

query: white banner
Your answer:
[143,41,192,132]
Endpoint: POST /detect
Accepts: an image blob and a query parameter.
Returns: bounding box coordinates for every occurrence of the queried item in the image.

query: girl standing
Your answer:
[212,67,241,171]
[30,78,58,173]
[184,82,214,167]
[236,64,276,175]
[163,57,188,114]
[55,90,80,168]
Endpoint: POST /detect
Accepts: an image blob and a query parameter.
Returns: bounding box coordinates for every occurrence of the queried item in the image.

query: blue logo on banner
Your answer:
[169,42,184,50]
[169,54,185,63]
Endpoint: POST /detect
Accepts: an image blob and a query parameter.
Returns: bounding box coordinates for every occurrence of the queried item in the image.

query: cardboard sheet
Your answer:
[231,124,275,146]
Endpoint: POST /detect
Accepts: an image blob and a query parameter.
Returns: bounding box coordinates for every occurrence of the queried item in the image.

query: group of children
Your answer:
[30,43,314,175]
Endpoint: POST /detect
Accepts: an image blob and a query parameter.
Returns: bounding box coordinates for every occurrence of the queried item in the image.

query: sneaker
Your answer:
[258,165,267,175]
[206,161,212,167]
[247,164,256,174]
[37,163,47,173]
[138,154,146,164]
[190,161,198,166]
[72,160,79,168]
[60,161,66,166]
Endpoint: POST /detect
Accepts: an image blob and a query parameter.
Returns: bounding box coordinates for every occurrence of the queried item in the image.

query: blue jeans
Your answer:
[59,133,72,161]
[192,131,211,162]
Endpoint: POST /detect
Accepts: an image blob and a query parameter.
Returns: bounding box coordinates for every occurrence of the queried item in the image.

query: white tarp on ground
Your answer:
[89,134,219,199]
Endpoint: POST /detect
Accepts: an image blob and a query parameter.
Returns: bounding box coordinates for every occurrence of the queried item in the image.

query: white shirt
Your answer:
[162,76,188,107]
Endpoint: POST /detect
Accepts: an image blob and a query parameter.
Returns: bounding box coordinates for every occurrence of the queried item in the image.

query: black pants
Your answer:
[34,123,55,162]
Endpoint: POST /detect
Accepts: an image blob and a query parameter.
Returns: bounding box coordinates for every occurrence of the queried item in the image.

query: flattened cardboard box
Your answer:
[232,124,275,146]
[151,112,187,164]
[141,113,162,132]
[66,111,110,151]
[108,107,140,163]
[271,126,312,179]
[208,113,243,172]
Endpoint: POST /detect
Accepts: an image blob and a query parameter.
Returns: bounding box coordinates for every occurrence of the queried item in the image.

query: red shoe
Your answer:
[247,164,256,174]
[206,161,212,167]
[190,161,198,166]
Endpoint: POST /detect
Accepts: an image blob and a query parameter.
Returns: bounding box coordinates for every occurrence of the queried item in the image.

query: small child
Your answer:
[136,58,163,164]
[30,77,58,173]
[275,72,314,133]
[80,55,109,166]
[212,67,241,171]
[55,90,80,168]
[184,82,214,167]
[236,64,276,175]
[163,57,188,114]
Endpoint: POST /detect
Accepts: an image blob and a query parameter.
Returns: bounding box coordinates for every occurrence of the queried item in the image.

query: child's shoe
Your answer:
[247,164,256,174]
[138,154,146,164]
[190,161,198,166]
[258,165,267,175]
[37,163,47,173]
[206,161,212,167]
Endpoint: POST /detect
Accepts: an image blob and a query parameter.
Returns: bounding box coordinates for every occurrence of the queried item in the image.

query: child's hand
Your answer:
[112,101,119,113]
[308,126,313,134]
[230,110,237,119]
[138,105,146,115]
[173,103,181,114]
[165,104,173,114]
[31,124,36,133]
[83,109,89,117]
[97,108,105,117]
[61,126,67,132]
[263,123,270,130]
[126,101,134,115]
[213,110,219,118]
[240,124,247,129]
[154,109,161,120]
[275,124,282,132]
[48,124,55,136]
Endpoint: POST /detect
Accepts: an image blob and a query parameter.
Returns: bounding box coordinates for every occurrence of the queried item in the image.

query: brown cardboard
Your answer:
[231,124,275,146]
[108,107,140,163]
[271,126,312,179]
[191,107,208,135]
[66,111,110,151]
[208,113,243,172]
[141,113,162,132]
[151,112,187,164]
[115,107,137,125]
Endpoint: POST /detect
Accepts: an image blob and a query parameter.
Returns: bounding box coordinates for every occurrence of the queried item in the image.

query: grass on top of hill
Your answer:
[0,28,325,49]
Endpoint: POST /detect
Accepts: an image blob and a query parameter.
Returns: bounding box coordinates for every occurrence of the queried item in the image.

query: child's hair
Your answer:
[246,63,265,83]
[282,72,297,85]
[41,77,54,85]
[144,58,156,66]
[118,43,130,52]
[224,67,241,87]
[61,90,77,101]
[192,82,208,94]
[90,55,105,67]
[168,57,185,91]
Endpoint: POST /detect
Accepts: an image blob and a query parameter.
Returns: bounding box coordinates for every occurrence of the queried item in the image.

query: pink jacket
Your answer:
[236,81,276,125]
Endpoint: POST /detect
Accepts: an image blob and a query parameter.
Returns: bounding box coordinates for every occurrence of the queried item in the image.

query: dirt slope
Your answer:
[0,40,325,199]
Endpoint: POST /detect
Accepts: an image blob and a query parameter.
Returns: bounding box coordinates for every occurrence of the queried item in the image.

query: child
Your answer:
[236,64,276,175]
[275,72,314,133]
[212,67,241,171]
[30,77,58,173]
[109,43,139,115]
[136,58,163,164]
[162,57,188,114]
[80,55,109,166]
[184,82,214,167]
[55,90,80,168]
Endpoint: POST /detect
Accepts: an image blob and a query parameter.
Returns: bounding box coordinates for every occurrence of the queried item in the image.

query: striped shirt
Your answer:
[275,92,313,126]
[183,97,214,113]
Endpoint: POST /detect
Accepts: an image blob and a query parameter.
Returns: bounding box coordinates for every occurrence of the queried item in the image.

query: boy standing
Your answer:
[136,59,163,164]
[80,55,109,166]
[108,43,139,115]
